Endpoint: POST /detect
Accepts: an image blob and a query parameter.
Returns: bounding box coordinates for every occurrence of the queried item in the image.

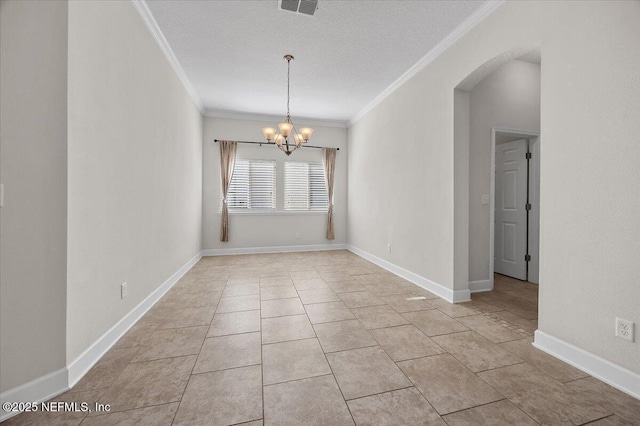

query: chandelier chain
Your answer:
[287,58,291,116]
[260,54,312,156]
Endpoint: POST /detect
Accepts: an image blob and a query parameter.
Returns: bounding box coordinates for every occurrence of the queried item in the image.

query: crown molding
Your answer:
[348,0,505,126]
[204,108,349,129]
[130,0,204,114]
[132,0,503,126]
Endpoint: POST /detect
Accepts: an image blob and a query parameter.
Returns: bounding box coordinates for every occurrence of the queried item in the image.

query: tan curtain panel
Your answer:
[322,148,337,240]
[219,140,238,242]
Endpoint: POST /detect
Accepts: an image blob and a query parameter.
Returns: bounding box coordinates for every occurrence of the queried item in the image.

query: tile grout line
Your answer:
[314,292,421,408]
[259,284,265,425]
[292,273,355,424]
[82,269,222,422]
[395,343,513,419]
[343,384,416,402]
[315,324,358,425]
[171,270,227,425]
[580,414,619,425]
[170,272,221,426]
[80,401,182,423]
[439,398,511,417]
[190,360,263,376]
[351,316,417,401]
[19,254,608,425]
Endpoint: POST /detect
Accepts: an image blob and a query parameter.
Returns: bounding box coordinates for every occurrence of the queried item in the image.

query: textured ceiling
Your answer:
[145,0,489,122]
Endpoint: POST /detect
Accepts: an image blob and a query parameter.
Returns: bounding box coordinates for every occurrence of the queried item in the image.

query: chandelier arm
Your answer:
[291,123,303,145]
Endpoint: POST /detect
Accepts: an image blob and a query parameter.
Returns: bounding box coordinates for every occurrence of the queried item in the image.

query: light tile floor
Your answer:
[5,250,640,425]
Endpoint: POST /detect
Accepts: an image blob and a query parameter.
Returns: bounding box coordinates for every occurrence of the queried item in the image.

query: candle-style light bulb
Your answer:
[278,122,293,137]
[262,127,276,141]
[300,127,314,142]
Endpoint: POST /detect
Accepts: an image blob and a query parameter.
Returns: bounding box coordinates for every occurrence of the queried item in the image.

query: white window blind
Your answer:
[223,159,276,210]
[284,161,329,211]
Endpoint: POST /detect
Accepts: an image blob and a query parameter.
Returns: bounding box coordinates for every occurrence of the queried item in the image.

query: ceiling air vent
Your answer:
[298,0,318,15]
[278,0,318,16]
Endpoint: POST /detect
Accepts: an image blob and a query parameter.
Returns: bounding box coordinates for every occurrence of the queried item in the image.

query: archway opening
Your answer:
[453,46,541,325]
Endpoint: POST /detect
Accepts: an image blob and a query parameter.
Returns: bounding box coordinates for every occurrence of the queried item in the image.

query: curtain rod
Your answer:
[213,139,339,151]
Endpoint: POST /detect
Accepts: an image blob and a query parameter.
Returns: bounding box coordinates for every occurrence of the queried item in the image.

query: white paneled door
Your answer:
[495,139,528,280]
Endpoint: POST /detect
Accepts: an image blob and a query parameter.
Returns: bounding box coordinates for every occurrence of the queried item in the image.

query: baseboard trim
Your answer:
[346,245,469,303]
[0,368,69,422]
[202,244,347,256]
[469,279,492,293]
[0,250,203,422]
[533,330,640,399]
[67,250,203,387]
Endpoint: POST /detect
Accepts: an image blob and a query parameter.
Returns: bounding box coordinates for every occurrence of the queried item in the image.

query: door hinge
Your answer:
[525,203,532,210]
[526,152,532,159]
[525,254,531,262]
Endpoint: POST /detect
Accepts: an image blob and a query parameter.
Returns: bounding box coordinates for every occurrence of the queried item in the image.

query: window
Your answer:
[223,159,276,210]
[284,161,329,211]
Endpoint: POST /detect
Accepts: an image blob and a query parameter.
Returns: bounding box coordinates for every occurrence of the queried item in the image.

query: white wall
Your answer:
[0,0,69,392]
[453,90,470,292]
[66,0,203,361]
[349,1,640,373]
[468,60,540,282]
[203,116,347,251]
[537,2,639,374]
[349,77,456,289]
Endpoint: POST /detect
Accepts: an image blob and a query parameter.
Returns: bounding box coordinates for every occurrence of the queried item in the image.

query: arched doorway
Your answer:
[453,46,541,312]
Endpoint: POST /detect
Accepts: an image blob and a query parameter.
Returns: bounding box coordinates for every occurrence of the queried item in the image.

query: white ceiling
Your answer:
[145,0,491,123]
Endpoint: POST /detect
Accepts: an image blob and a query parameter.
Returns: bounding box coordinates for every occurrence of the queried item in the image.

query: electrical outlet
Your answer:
[121,282,128,299]
[387,244,392,253]
[615,317,634,342]
[295,232,300,239]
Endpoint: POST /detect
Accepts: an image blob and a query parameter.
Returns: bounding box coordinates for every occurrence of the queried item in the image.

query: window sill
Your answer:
[217,210,328,216]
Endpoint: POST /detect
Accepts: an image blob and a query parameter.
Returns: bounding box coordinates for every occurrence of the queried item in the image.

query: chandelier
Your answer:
[261,55,313,156]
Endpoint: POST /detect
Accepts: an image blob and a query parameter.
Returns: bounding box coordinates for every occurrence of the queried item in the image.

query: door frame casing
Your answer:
[528,134,541,284]
[490,127,540,287]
